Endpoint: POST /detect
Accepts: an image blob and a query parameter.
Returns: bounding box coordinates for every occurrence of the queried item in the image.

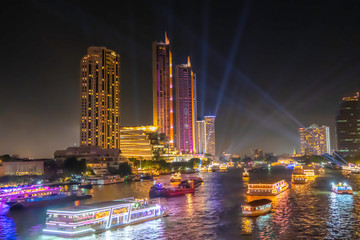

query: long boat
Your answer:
[241,199,272,217]
[291,174,308,184]
[149,181,195,198]
[43,198,166,237]
[247,180,288,196]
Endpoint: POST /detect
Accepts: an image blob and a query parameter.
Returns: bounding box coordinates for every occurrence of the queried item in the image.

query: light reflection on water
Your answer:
[2,167,360,239]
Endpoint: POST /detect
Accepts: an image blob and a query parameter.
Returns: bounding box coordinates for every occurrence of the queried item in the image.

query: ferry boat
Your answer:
[219,165,227,172]
[87,175,124,185]
[149,181,195,198]
[241,199,272,217]
[43,198,167,237]
[291,174,308,184]
[332,182,353,194]
[243,169,249,177]
[247,180,288,196]
[0,185,90,210]
[170,172,181,182]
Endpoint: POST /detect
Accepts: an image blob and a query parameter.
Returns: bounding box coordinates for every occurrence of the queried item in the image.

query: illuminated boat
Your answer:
[170,172,181,182]
[291,174,308,184]
[149,181,195,198]
[243,169,249,178]
[87,175,124,185]
[241,199,272,217]
[319,167,325,175]
[0,185,90,210]
[219,165,227,172]
[43,198,166,237]
[247,180,288,196]
[331,182,353,194]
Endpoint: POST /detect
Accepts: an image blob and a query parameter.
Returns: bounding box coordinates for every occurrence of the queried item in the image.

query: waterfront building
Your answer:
[153,32,174,145]
[80,46,120,149]
[196,120,206,154]
[252,148,264,159]
[299,124,330,155]
[54,146,125,168]
[204,116,216,156]
[336,92,360,158]
[0,161,44,176]
[175,57,197,154]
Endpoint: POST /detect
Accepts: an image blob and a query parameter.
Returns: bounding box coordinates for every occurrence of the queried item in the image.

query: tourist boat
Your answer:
[179,177,203,188]
[247,180,288,196]
[0,185,91,210]
[331,182,353,194]
[87,175,124,185]
[149,181,195,198]
[319,167,325,175]
[170,172,181,182]
[219,165,227,172]
[291,174,308,184]
[43,197,167,237]
[243,169,249,178]
[241,199,272,217]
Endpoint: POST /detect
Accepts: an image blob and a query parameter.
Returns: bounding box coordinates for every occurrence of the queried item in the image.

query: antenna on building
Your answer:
[165,32,169,44]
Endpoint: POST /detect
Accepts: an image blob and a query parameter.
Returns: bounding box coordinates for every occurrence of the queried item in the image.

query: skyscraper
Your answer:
[80,46,120,149]
[336,92,360,157]
[197,120,206,154]
[299,124,330,155]
[175,57,197,153]
[204,116,216,156]
[153,32,174,145]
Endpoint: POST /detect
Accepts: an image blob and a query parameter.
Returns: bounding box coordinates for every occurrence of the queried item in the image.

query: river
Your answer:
[1,166,360,240]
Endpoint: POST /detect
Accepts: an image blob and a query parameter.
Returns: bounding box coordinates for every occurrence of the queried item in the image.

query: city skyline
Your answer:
[1,1,360,158]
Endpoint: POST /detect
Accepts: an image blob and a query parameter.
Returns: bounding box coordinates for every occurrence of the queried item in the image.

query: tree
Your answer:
[62,157,86,176]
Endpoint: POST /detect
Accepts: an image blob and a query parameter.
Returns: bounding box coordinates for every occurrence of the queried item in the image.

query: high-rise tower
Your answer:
[80,46,120,149]
[204,116,216,156]
[153,32,174,145]
[175,57,197,153]
[299,124,330,155]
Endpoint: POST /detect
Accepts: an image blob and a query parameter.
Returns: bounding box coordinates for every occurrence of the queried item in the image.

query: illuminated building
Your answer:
[80,47,120,149]
[299,124,330,155]
[196,120,206,154]
[153,32,174,145]
[336,92,360,157]
[252,148,264,159]
[204,116,216,156]
[175,57,197,154]
[0,161,44,176]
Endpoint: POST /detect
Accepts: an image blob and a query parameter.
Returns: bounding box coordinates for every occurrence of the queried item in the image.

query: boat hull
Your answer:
[242,207,271,217]
[7,195,92,209]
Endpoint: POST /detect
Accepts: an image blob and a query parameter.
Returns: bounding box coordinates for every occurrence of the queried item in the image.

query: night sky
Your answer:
[1,0,360,158]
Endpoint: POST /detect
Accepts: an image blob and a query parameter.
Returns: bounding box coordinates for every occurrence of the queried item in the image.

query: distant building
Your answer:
[204,116,216,156]
[336,92,360,158]
[2,161,44,176]
[153,32,174,145]
[175,57,197,154]
[54,146,124,168]
[196,120,206,154]
[80,46,120,149]
[252,148,264,159]
[299,124,330,155]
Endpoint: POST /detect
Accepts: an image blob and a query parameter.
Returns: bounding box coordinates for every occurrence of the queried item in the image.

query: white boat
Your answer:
[43,197,167,237]
[332,182,353,194]
[87,175,124,185]
[242,199,272,217]
[247,180,288,196]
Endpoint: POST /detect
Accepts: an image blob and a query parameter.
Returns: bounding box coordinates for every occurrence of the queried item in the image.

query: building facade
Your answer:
[80,46,120,149]
[299,124,330,155]
[175,57,197,154]
[336,92,360,157]
[153,33,174,145]
[196,120,206,154]
[2,161,44,176]
[204,116,216,156]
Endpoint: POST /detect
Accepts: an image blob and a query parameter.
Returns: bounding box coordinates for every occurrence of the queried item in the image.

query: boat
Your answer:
[243,169,249,177]
[43,197,167,237]
[0,185,91,210]
[219,165,227,172]
[149,181,195,198]
[319,167,325,175]
[291,174,308,184]
[179,177,203,188]
[87,175,124,185]
[241,199,272,217]
[247,180,288,196]
[170,172,181,182]
[331,182,353,194]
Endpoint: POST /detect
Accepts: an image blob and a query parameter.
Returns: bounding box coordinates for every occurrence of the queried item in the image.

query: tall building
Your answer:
[153,32,174,145]
[80,47,120,149]
[299,124,330,155]
[336,92,360,157]
[197,120,206,154]
[204,116,216,156]
[175,57,197,153]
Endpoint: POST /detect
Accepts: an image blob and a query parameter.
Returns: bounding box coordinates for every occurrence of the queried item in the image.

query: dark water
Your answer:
[1,167,360,240]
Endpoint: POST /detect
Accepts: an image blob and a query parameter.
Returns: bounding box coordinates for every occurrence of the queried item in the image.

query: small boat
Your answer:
[319,167,325,175]
[219,165,227,172]
[170,172,181,182]
[247,180,288,196]
[291,174,308,184]
[164,185,195,197]
[43,197,167,237]
[149,181,195,198]
[243,169,249,177]
[332,182,353,194]
[242,199,272,217]
[179,177,203,188]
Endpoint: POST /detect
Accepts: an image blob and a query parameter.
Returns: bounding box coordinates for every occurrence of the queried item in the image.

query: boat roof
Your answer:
[47,200,135,214]
[245,199,272,207]
[249,179,285,184]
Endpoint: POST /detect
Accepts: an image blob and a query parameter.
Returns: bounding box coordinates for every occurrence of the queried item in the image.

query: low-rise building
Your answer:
[1,161,44,176]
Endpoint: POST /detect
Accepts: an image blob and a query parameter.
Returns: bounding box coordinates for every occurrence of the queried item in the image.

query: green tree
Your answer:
[62,157,86,176]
